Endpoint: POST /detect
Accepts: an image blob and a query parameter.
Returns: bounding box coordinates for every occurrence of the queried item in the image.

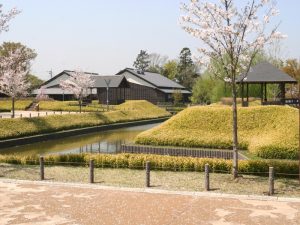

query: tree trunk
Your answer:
[12,97,15,118]
[232,83,238,179]
[79,97,82,113]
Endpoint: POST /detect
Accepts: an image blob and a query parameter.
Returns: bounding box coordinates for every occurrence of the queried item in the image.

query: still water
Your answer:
[0,123,160,156]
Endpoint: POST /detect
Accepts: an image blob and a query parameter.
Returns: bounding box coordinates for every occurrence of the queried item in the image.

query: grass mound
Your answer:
[135,105,299,160]
[0,100,170,140]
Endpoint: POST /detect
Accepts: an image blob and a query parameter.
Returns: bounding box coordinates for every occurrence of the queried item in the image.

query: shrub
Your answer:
[135,105,299,160]
[0,153,298,176]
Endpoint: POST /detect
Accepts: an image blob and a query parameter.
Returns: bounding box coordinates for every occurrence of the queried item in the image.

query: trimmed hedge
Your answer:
[0,153,298,176]
[0,100,170,140]
[135,105,299,160]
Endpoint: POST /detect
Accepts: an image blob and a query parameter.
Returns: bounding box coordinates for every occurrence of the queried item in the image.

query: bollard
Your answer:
[61,111,62,115]
[54,111,55,115]
[46,112,48,116]
[29,113,31,118]
[205,164,210,191]
[20,114,22,118]
[269,167,274,196]
[38,112,40,117]
[40,156,45,180]
[145,161,151,187]
[69,111,70,114]
[89,159,94,183]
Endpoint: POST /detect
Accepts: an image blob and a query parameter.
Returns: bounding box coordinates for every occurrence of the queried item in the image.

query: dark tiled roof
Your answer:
[116,68,186,89]
[91,75,126,88]
[237,62,297,83]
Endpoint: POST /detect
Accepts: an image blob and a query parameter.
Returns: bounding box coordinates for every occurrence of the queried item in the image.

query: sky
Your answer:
[1,0,300,80]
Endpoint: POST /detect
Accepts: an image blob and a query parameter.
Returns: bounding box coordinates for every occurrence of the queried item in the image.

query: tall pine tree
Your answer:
[133,50,150,73]
[177,47,198,89]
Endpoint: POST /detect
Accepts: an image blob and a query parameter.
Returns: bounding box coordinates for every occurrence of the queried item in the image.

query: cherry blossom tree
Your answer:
[60,70,95,113]
[180,0,286,178]
[0,4,20,35]
[0,48,30,118]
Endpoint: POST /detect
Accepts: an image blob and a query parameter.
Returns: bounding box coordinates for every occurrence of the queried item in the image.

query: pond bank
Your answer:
[0,117,169,149]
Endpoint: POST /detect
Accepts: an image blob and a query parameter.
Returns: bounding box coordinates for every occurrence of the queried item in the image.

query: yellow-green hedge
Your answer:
[135,105,299,160]
[0,100,170,140]
[0,153,298,176]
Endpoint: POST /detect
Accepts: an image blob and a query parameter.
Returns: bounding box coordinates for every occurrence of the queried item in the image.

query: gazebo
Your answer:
[236,62,298,107]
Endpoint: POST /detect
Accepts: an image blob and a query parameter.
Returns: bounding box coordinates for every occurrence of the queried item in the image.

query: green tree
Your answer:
[133,50,150,72]
[26,74,44,92]
[177,47,198,89]
[163,60,178,80]
[0,42,37,70]
[172,89,183,106]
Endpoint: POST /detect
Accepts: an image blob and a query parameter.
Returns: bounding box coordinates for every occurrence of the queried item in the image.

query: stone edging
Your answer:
[0,117,170,149]
[1,178,300,203]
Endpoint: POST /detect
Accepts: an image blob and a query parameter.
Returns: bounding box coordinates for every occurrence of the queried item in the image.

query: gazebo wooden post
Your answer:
[264,83,267,102]
[260,83,264,105]
[246,83,249,103]
[241,83,244,106]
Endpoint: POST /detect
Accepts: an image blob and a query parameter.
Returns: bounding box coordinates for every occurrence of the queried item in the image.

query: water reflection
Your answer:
[0,123,160,156]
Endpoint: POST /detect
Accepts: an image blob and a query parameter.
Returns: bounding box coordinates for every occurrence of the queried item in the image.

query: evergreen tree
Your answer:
[133,50,150,72]
[177,47,198,89]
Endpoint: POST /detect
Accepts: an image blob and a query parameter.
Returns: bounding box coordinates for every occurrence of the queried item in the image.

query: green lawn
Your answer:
[0,99,32,111]
[38,100,107,112]
[1,164,299,197]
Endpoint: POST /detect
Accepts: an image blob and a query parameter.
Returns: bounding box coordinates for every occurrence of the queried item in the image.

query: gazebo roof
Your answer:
[236,62,297,84]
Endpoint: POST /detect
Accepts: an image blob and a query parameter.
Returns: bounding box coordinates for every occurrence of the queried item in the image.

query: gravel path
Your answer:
[0,179,300,225]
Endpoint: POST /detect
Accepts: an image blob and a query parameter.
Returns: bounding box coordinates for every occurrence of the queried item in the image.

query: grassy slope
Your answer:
[135,105,299,159]
[0,100,170,140]
[0,100,32,111]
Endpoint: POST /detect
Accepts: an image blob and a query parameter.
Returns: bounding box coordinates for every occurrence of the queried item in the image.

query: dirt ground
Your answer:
[0,179,300,225]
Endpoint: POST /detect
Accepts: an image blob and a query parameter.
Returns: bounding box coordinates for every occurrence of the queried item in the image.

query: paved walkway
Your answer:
[0,110,80,119]
[0,179,300,225]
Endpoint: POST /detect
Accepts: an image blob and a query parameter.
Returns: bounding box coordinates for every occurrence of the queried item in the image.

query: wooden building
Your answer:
[33,69,191,104]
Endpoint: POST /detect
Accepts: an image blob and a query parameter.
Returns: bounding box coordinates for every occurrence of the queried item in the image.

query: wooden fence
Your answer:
[121,144,235,159]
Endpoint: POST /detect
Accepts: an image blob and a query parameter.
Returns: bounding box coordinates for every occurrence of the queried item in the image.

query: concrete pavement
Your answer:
[0,179,299,225]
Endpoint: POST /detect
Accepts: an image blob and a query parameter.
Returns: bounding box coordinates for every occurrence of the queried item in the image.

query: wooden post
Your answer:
[61,111,62,115]
[145,161,150,187]
[205,164,210,191]
[40,156,44,180]
[38,112,40,117]
[46,112,48,116]
[29,113,31,118]
[269,167,274,196]
[20,114,22,118]
[89,159,94,183]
